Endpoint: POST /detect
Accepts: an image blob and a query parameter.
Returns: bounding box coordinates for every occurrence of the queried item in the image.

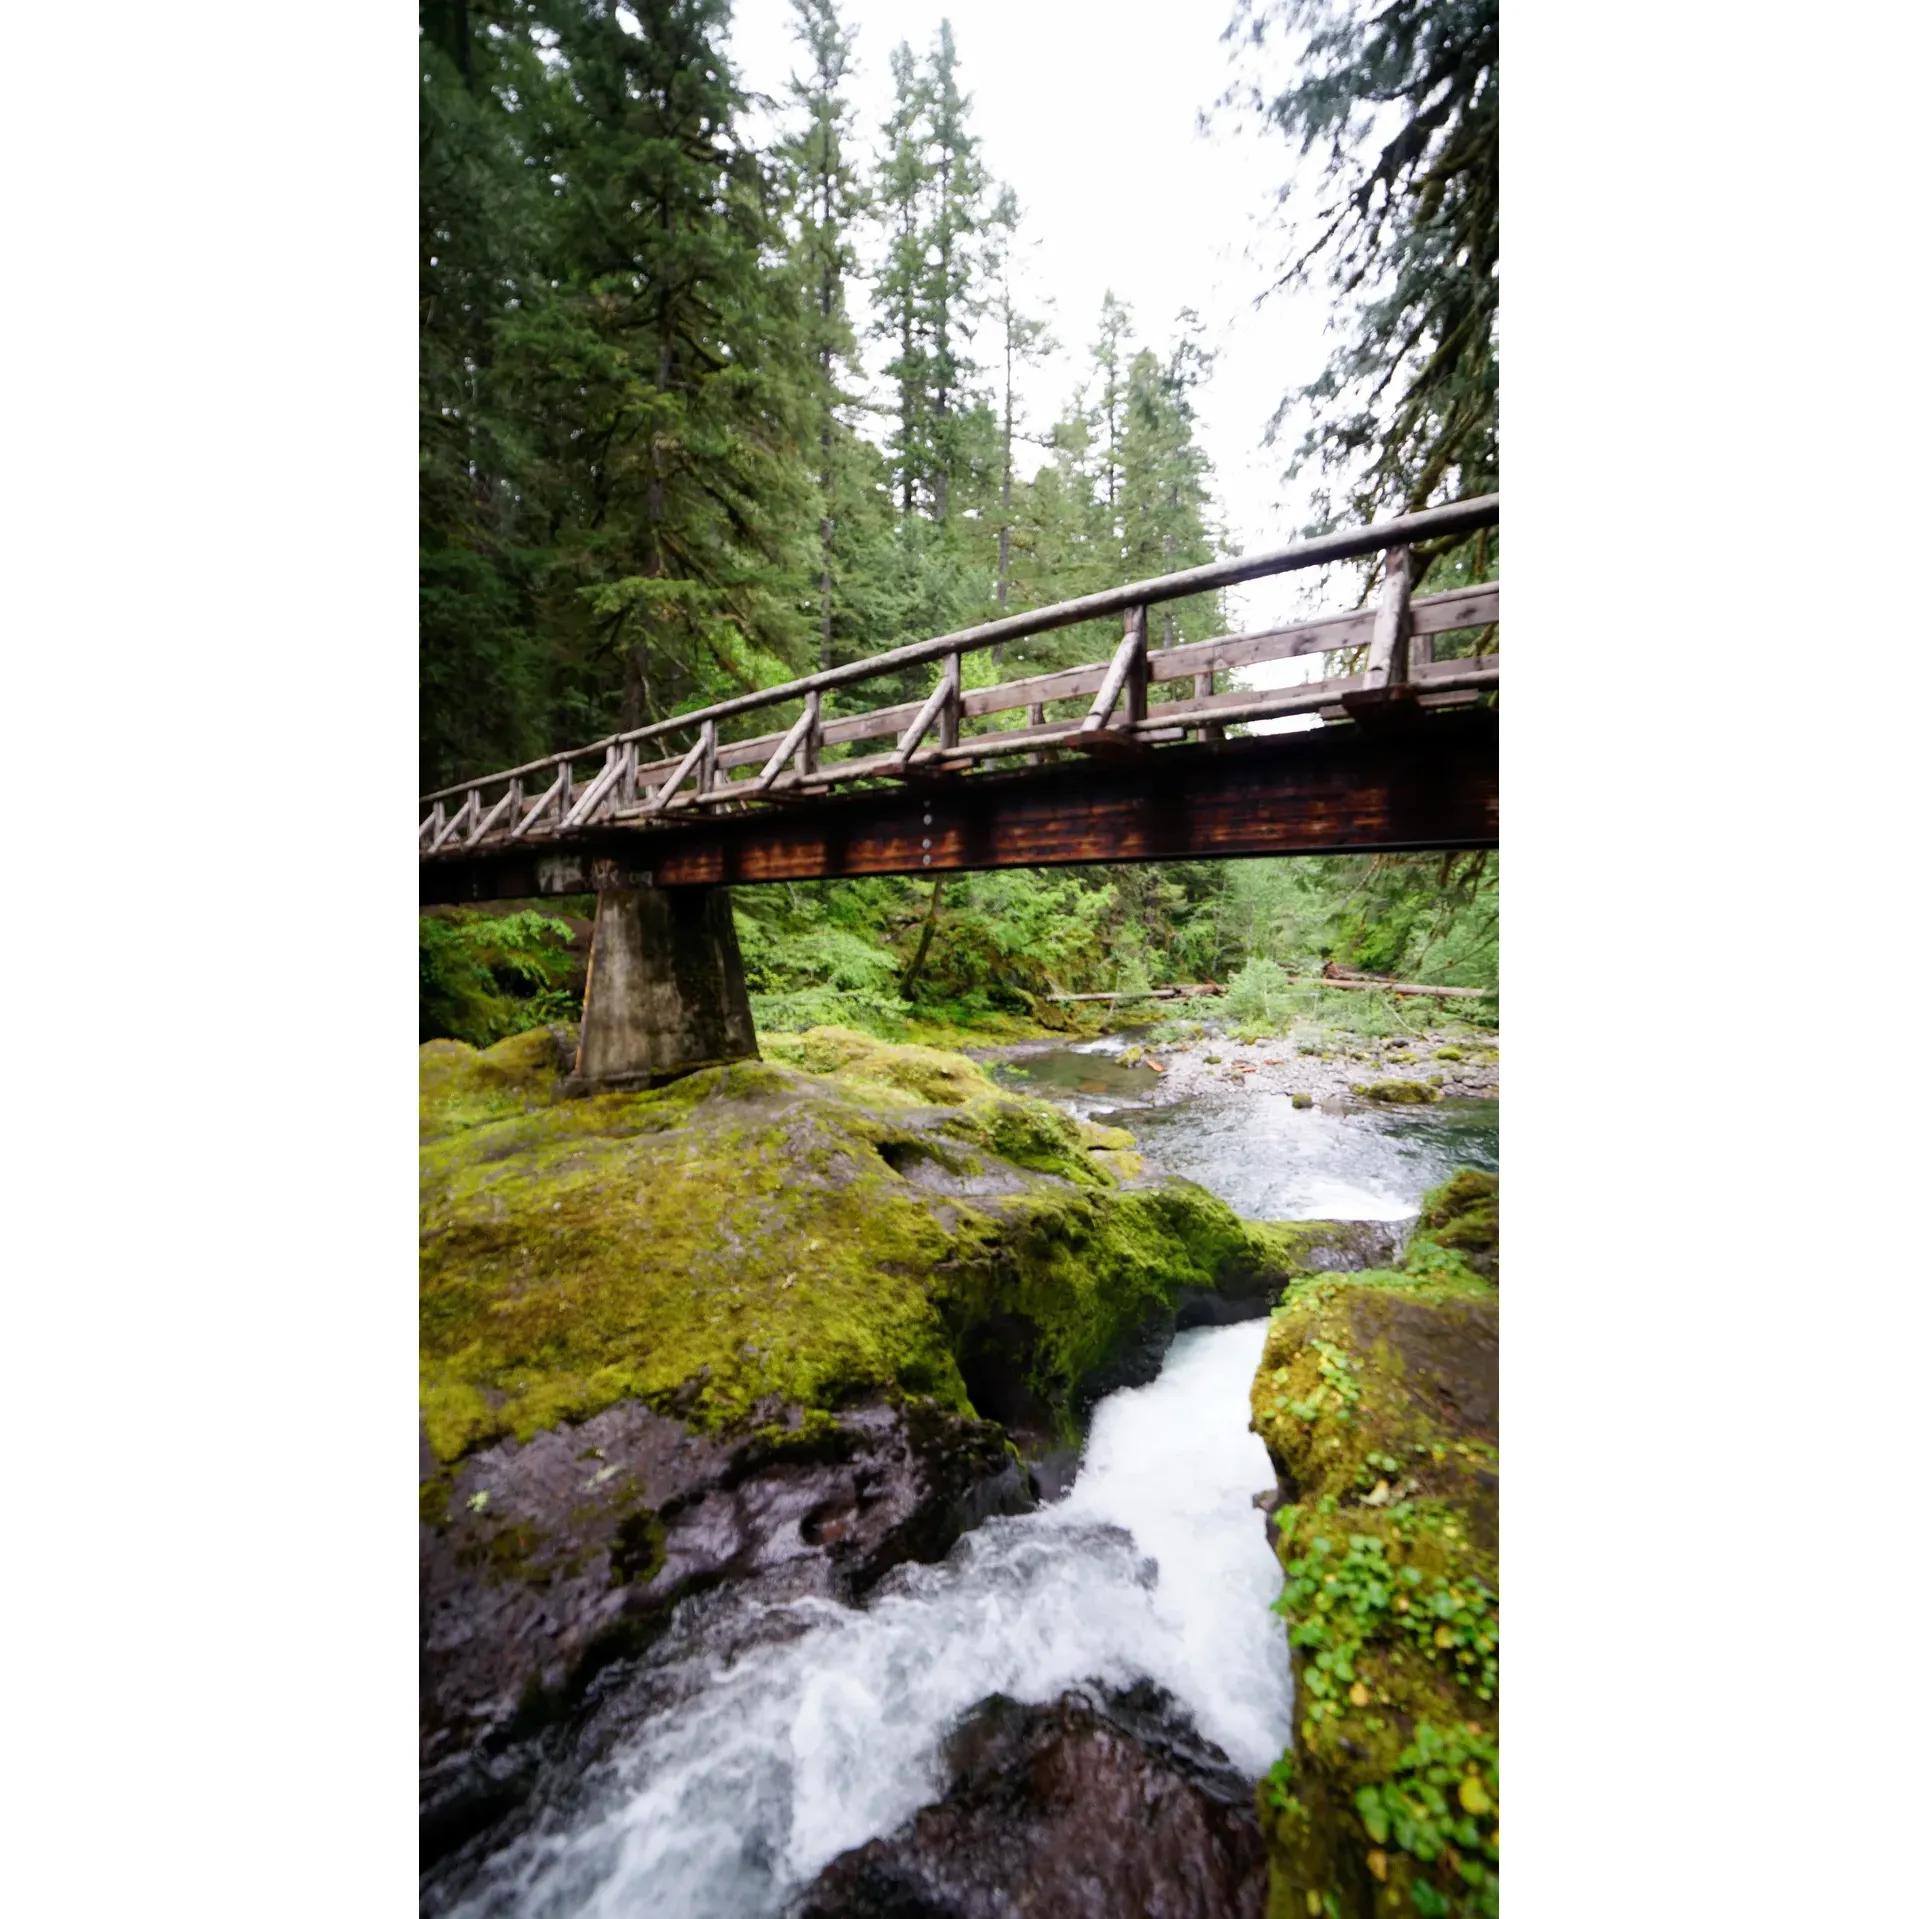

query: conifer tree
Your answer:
[507,0,817,735]
[1223,0,1498,526]
[418,0,553,789]
[779,0,867,670]
[873,42,934,523]
[920,21,989,527]
[874,24,990,536]
[1089,291,1135,530]
[981,187,1052,624]
[1117,310,1224,645]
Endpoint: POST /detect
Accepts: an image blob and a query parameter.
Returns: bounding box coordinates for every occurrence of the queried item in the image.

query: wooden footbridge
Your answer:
[419,496,1498,1087]
[420,495,1497,903]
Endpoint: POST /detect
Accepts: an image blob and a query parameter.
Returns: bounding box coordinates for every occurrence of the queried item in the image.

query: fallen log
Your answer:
[1045,984,1223,1003]
[1046,976,1484,1003]
[1285,975,1486,999]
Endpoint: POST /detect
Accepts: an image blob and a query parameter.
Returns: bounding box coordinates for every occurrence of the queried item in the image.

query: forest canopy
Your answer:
[419,0,1497,1046]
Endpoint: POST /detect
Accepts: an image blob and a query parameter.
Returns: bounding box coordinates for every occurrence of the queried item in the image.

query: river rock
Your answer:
[794,1683,1267,1919]
[420,1394,1033,1868]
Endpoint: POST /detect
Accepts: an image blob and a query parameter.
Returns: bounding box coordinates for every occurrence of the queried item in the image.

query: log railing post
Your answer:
[1121,607,1149,729]
[471,775,523,844]
[1195,667,1222,743]
[897,656,957,763]
[1081,607,1148,736]
[654,729,711,813]
[432,790,476,852]
[1363,546,1414,692]
[937,651,961,751]
[800,689,821,777]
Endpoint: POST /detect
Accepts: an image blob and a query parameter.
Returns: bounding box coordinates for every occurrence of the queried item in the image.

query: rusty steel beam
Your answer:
[418,709,1497,904]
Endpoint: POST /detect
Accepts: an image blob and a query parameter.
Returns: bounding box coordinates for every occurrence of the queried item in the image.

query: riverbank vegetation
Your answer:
[418,846,1497,1048]
[1251,1170,1500,1918]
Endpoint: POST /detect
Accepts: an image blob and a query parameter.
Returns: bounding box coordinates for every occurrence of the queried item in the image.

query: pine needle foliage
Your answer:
[1224,0,1498,527]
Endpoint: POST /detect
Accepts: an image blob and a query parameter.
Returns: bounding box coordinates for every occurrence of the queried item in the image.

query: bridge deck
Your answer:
[420,496,1499,896]
[422,710,1496,902]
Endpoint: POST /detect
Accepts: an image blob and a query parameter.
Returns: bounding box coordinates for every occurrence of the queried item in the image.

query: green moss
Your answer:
[421,1027,1309,1467]
[1407,1169,1499,1281]
[1432,1046,1466,1061]
[1351,1079,1441,1105]
[1252,1174,1499,1919]
[976,1096,1110,1185]
[897,1007,1082,1049]
[1291,1092,1314,1110]
[760,1023,998,1106]
[609,1507,667,1586]
[420,1026,573,1140]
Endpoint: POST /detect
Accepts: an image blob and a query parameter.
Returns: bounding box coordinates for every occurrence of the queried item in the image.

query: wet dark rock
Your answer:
[420,1395,1034,1871]
[794,1682,1266,1919]
[1072,1217,1410,1418]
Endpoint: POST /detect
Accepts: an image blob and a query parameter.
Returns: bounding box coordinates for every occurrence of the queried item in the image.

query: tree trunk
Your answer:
[900,875,946,1002]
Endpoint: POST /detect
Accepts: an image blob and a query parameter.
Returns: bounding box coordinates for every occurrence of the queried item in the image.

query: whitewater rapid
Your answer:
[446,1319,1289,1919]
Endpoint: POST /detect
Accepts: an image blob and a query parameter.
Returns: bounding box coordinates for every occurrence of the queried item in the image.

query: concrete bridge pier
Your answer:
[569,883,759,1093]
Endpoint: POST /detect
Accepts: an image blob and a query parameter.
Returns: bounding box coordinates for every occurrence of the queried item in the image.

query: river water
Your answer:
[440,1042,1497,1918]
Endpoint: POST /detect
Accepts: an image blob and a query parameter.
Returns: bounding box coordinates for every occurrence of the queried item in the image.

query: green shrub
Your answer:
[420,910,578,1047]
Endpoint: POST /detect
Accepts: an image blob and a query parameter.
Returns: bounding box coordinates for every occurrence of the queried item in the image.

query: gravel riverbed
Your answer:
[971,1021,1498,1112]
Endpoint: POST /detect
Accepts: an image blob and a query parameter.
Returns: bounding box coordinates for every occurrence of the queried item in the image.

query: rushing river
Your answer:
[1000,1038,1499,1222]
[438,1041,1497,1918]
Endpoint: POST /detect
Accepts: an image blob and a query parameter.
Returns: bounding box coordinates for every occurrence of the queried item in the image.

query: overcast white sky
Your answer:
[723,0,1346,641]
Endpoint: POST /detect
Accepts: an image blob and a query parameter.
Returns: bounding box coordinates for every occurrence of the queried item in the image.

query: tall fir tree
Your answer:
[867,22,995,684]
[1088,290,1135,531]
[919,20,989,527]
[418,0,553,790]
[778,0,869,671]
[1117,309,1224,645]
[873,42,934,523]
[1223,0,1497,531]
[505,0,819,736]
[981,186,1052,626]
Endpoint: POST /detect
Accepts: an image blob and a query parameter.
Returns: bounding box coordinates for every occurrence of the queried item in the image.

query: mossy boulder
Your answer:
[421,1026,1339,1467]
[1351,1078,1442,1106]
[1249,1174,1499,1919]
[758,1024,995,1106]
[1408,1169,1499,1282]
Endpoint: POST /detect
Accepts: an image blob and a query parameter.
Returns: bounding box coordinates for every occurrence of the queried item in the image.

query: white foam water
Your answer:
[449,1320,1288,1919]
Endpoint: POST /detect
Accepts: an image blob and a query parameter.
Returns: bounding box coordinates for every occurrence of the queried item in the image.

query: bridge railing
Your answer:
[419,494,1498,855]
